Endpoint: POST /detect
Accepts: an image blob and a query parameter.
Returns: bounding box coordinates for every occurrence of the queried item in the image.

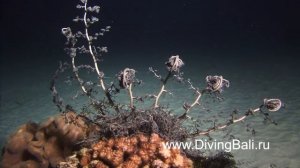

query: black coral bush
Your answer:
[51,0,284,141]
[50,0,284,166]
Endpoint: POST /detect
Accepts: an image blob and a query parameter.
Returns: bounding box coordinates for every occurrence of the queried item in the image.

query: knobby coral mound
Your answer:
[1,111,99,168]
[59,133,193,168]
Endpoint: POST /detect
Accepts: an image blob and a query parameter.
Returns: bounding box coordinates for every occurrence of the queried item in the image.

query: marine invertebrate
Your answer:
[118,68,136,108]
[1,111,100,168]
[50,0,283,163]
[165,55,184,73]
[67,133,193,168]
[264,98,282,112]
[205,75,230,93]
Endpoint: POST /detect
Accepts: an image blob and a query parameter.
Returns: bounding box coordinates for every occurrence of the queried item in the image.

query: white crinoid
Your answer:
[165,55,184,73]
[205,75,230,92]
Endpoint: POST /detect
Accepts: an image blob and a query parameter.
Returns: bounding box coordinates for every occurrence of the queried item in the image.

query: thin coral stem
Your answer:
[188,91,202,111]
[83,0,116,108]
[178,91,202,119]
[190,91,202,108]
[72,57,88,94]
[128,84,134,108]
[83,0,105,91]
[154,72,171,108]
[154,85,166,108]
[192,107,261,136]
[71,55,100,104]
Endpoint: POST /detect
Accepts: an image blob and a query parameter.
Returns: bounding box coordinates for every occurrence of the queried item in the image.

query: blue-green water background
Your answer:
[1,0,300,167]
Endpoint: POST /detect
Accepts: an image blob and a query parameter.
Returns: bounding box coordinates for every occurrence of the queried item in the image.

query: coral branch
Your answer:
[128,83,134,108]
[149,67,162,80]
[191,99,283,136]
[153,56,184,108]
[178,79,204,119]
[72,56,89,94]
[62,0,117,109]
[154,72,171,108]
[82,0,117,108]
[50,61,69,111]
[83,0,106,91]
[178,91,202,119]
[61,27,89,96]
[178,75,230,119]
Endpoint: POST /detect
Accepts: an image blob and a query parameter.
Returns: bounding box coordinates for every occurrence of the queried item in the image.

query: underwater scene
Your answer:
[1,0,299,167]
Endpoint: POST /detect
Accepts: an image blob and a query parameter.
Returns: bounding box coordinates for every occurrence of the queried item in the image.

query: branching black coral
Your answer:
[190,98,283,136]
[178,75,230,119]
[50,61,70,111]
[59,0,116,112]
[52,0,285,139]
[50,1,285,167]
